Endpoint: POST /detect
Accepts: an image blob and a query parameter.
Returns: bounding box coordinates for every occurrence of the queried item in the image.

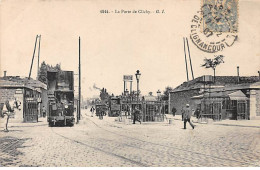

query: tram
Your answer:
[47,71,75,126]
[108,97,121,117]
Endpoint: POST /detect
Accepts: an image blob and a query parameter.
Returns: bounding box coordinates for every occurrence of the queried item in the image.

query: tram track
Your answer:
[0,138,22,154]
[0,127,36,167]
[50,126,148,167]
[82,117,257,166]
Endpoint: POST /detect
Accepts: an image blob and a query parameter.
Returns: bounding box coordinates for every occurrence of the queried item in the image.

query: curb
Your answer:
[213,123,260,128]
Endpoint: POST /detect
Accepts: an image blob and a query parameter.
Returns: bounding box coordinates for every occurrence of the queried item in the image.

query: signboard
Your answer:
[37,98,42,103]
[15,89,23,94]
[111,104,120,111]
[123,75,133,82]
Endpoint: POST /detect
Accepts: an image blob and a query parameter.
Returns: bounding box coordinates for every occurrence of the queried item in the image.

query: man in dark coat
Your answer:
[133,107,141,124]
[194,108,200,119]
[90,106,95,117]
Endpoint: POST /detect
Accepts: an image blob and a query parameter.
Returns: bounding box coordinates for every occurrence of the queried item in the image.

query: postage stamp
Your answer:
[189,0,239,53]
[202,0,239,33]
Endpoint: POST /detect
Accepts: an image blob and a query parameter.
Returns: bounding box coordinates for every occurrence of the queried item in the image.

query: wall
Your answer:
[0,88,17,103]
[256,90,260,117]
[250,89,260,120]
[169,89,200,115]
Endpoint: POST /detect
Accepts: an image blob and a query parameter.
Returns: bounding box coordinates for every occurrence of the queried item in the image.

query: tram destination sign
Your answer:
[123,75,133,82]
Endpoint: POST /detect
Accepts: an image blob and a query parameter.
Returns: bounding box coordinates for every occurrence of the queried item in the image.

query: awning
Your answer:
[191,92,228,99]
[228,90,248,100]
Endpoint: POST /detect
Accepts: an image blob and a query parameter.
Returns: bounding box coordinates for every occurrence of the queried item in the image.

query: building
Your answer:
[169,76,260,120]
[0,76,47,122]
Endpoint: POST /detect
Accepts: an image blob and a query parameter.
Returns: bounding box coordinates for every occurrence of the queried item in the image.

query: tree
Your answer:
[162,86,173,100]
[38,61,62,84]
[38,61,48,84]
[201,55,224,82]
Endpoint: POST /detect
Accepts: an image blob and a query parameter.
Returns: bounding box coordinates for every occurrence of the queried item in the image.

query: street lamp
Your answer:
[125,89,129,103]
[157,89,161,101]
[125,89,129,96]
[135,70,141,106]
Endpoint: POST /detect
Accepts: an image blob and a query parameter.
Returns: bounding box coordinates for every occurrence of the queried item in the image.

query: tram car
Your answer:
[95,103,108,117]
[108,97,121,117]
[47,71,75,126]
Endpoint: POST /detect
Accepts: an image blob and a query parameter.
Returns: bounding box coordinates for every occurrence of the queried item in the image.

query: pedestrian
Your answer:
[181,107,184,121]
[42,106,46,118]
[2,100,13,132]
[171,107,176,117]
[133,107,141,124]
[182,104,195,129]
[90,106,95,117]
[100,110,104,120]
[133,109,136,124]
[194,108,200,119]
[125,104,130,119]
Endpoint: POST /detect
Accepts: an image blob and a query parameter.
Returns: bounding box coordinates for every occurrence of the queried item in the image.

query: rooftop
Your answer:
[0,76,47,90]
[172,76,260,92]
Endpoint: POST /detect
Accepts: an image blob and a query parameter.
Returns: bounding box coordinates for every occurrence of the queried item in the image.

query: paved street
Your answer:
[0,110,260,167]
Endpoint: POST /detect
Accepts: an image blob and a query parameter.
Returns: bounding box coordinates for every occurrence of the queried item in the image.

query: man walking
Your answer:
[133,107,141,124]
[90,106,95,117]
[182,104,195,129]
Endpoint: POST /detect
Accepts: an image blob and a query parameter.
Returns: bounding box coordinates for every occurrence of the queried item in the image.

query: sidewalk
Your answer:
[0,117,48,129]
[213,119,260,128]
[160,114,260,128]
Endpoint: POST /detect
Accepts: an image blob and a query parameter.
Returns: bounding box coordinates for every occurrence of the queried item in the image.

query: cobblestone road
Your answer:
[0,111,259,167]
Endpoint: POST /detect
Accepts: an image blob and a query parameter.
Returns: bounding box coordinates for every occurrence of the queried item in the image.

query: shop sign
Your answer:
[123,75,133,82]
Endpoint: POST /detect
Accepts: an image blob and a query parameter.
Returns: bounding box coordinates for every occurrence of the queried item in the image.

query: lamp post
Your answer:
[125,89,129,103]
[157,89,161,101]
[157,89,163,120]
[125,89,129,96]
[135,70,141,106]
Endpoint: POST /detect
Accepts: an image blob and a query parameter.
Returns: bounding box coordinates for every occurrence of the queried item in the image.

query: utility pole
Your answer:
[37,35,41,80]
[78,36,81,122]
[28,35,38,79]
[183,37,189,81]
[186,37,194,80]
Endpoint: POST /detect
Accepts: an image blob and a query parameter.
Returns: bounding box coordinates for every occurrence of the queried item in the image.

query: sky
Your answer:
[1,0,259,99]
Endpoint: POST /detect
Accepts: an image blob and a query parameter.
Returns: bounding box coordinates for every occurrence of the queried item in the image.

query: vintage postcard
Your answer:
[0,0,259,167]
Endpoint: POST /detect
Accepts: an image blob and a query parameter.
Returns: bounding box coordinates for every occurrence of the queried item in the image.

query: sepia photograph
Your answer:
[0,0,259,167]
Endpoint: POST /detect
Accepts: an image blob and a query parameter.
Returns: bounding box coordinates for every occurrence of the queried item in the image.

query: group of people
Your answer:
[89,105,142,124]
[90,106,106,119]
[90,104,198,129]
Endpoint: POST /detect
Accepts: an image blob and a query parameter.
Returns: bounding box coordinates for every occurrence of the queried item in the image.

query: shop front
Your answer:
[192,90,249,121]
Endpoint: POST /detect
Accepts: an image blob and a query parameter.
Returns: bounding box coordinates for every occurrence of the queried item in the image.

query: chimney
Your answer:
[237,66,240,84]
[4,71,7,77]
